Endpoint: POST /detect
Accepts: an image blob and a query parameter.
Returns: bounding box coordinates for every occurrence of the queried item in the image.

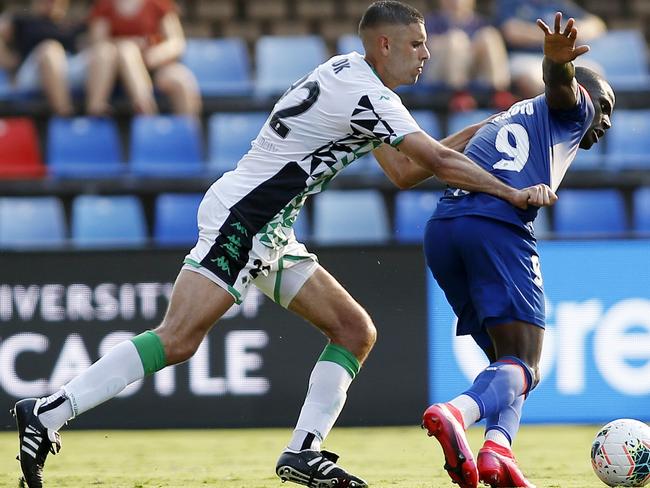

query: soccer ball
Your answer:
[591,419,650,487]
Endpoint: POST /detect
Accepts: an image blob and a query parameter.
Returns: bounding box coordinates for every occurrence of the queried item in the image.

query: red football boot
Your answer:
[422,403,478,488]
[477,440,536,488]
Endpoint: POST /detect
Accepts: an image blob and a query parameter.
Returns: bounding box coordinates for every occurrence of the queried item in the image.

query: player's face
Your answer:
[580,80,615,150]
[386,22,430,87]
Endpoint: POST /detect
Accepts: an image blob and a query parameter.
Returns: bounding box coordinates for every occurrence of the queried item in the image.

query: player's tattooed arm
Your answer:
[537,12,590,111]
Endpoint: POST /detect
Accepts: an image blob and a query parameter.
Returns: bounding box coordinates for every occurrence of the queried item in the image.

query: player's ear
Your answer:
[378,34,390,55]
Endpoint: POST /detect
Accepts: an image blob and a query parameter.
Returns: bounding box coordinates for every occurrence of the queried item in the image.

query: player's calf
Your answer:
[422,403,478,488]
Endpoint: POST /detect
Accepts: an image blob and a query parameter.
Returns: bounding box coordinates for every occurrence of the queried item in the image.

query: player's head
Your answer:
[359,1,430,89]
[575,66,615,150]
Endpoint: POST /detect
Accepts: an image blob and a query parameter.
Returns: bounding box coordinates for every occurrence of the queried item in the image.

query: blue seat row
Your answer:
[1,188,648,249]
[44,107,650,180]
[0,194,201,249]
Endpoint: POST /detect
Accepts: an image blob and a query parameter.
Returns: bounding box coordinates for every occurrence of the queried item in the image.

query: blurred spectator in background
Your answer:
[0,0,85,116]
[496,0,607,98]
[424,0,515,111]
[88,0,201,116]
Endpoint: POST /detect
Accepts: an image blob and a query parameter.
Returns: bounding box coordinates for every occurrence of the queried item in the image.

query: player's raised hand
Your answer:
[536,12,590,64]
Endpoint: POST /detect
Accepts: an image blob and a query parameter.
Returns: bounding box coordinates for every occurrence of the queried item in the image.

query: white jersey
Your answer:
[208,51,422,249]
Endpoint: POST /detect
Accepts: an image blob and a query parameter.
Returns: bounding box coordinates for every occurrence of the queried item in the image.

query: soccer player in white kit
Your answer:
[12,2,557,487]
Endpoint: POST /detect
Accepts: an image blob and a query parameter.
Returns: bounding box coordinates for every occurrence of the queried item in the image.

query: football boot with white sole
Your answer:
[276,449,367,487]
[12,398,62,488]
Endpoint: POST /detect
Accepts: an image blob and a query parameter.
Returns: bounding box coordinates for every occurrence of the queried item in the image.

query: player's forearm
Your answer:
[543,56,574,87]
[433,147,517,201]
[542,56,577,110]
[373,144,432,189]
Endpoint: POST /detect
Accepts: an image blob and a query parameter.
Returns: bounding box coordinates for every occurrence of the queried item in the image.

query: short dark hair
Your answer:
[358,1,424,33]
[575,66,605,92]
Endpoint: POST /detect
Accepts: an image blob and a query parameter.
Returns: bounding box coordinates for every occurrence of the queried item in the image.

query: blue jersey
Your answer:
[433,86,594,233]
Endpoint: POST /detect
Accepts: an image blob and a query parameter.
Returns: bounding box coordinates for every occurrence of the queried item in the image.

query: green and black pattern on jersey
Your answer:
[257,94,399,248]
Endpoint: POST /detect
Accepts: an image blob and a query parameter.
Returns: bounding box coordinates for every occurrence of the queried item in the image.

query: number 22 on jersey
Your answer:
[269,75,321,139]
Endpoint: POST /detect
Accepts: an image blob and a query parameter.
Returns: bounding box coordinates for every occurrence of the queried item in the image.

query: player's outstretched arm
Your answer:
[398,131,549,209]
[372,142,433,189]
[372,118,492,189]
[537,12,590,110]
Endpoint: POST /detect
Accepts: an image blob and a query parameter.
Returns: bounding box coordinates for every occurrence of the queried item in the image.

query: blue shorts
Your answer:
[424,215,545,352]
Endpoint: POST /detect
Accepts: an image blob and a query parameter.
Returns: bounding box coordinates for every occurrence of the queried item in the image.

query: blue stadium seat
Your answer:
[447,110,497,136]
[394,191,441,243]
[586,30,650,91]
[47,117,124,177]
[633,187,650,234]
[0,68,13,100]
[292,209,310,242]
[154,193,203,246]
[72,195,147,248]
[182,38,252,96]
[255,35,328,96]
[553,189,627,236]
[313,190,389,244]
[412,110,442,139]
[604,110,650,169]
[0,197,66,248]
[130,115,204,177]
[337,34,364,55]
[208,112,268,174]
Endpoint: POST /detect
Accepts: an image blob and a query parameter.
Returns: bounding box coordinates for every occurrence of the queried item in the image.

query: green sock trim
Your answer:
[131,331,167,376]
[318,343,361,379]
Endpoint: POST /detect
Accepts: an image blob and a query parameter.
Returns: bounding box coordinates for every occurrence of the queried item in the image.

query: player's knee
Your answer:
[338,310,376,359]
[154,320,202,364]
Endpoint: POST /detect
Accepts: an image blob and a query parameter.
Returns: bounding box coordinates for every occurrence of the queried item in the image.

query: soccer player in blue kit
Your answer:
[421,12,615,488]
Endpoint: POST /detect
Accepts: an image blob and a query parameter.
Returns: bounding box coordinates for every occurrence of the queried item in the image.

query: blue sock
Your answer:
[485,395,524,445]
[463,356,533,420]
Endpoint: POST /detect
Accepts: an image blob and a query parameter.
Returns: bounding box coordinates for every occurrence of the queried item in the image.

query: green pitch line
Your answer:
[0,425,598,487]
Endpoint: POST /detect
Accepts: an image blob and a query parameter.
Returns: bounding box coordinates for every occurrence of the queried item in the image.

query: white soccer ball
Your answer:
[591,419,650,487]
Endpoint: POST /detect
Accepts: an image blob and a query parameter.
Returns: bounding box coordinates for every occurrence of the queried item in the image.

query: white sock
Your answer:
[288,361,353,452]
[38,390,74,431]
[449,394,481,428]
[485,428,511,448]
[42,340,145,428]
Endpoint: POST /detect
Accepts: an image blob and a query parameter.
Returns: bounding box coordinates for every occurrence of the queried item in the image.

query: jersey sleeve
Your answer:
[349,89,422,147]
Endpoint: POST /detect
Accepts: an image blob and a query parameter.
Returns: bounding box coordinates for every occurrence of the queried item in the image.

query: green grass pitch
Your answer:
[0,425,602,487]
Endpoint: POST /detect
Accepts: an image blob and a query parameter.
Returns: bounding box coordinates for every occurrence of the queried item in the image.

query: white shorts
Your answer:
[183,190,319,307]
